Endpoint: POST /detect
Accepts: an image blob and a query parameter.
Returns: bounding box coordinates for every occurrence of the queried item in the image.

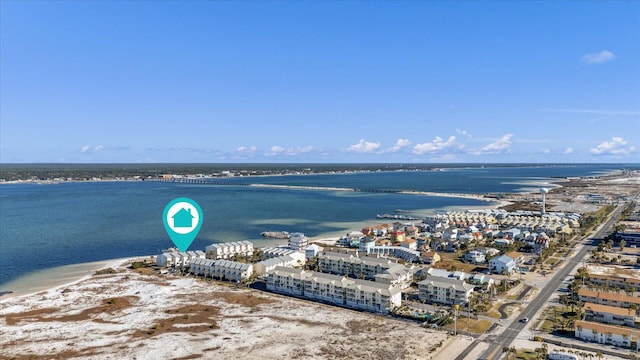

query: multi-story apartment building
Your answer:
[417,277,474,305]
[267,267,401,313]
[317,251,413,288]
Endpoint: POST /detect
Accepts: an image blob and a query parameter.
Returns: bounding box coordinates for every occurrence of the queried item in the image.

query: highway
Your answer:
[475,204,625,360]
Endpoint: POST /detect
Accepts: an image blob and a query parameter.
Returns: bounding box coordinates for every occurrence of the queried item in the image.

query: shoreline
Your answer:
[0,257,139,302]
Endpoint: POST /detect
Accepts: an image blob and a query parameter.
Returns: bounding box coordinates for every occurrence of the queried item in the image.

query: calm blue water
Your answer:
[0,164,634,287]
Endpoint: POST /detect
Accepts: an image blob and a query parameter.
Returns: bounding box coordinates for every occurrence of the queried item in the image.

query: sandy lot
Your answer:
[0,262,447,360]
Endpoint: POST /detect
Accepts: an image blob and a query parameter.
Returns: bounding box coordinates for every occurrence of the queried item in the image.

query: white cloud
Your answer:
[236,145,257,153]
[469,134,513,155]
[456,129,472,137]
[380,139,412,154]
[590,137,636,156]
[413,136,460,155]
[581,50,616,64]
[287,145,314,155]
[347,139,381,153]
[562,147,574,155]
[265,145,317,157]
[80,145,105,153]
[540,149,551,154]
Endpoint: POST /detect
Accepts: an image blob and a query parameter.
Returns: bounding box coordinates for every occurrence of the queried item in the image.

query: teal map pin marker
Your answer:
[163,197,203,252]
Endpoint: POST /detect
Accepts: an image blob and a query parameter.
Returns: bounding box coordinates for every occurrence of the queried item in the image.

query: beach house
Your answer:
[488,254,516,274]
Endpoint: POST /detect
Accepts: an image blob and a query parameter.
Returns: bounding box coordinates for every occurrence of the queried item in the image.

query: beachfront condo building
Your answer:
[417,277,474,305]
[267,266,401,313]
[205,240,254,260]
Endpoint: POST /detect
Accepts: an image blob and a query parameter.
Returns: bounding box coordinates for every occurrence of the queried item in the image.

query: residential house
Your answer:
[305,244,323,259]
[471,273,495,286]
[399,238,418,251]
[421,251,441,265]
[464,250,486,264]
[359,238,376,253]
[488,254,516,274]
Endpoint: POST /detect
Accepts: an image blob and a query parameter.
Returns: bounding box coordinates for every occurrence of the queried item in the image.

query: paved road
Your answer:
[476,204,625,360]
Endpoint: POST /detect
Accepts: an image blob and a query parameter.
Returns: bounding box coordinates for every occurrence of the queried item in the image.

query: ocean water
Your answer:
[0,164,633,287]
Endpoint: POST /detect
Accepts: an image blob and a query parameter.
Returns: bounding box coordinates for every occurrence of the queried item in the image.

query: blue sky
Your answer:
[1,1,639,163]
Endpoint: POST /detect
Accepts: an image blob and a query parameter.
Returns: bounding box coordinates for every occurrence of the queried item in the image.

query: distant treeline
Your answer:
[0,163,431,181]
[0,163,598,182]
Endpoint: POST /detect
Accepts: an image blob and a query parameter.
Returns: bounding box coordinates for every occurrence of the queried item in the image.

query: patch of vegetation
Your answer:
[94,268,116,275]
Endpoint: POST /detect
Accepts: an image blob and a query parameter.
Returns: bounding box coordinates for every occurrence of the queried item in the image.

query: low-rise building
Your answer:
[417,277,474,305]
[262,246,298,259]
[359,238,376,253]
[304,244,323,259]
[588,274,640,292]
[464,250,486,264]
[574,320,638,349]
[189,258,253,282]
[421,251,441,264]
[584,302,637,327]
[157,250,206,267]
[288,232,309,250]
[267,267,402,313]
[205,240,254,259]
[578,288,640,308]
[488,254,516,274]
[253,253,306,275]
[368,245,420,262]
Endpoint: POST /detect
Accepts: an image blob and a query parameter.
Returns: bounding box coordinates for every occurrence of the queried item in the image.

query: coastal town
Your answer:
[1,170,639,360]
[144,170,640,359]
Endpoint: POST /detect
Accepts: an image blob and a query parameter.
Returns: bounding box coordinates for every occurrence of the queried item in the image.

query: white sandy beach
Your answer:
[0,261,448,360]
[0,257,136,300]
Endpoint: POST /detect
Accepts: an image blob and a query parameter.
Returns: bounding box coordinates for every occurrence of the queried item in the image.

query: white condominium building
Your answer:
[417,277,474,305]
[205,240,254,259]
[317,251,413,288]
[288,232,309,250]
[267,266,401,313]
[156,250,206,267]
[190,257,253,282]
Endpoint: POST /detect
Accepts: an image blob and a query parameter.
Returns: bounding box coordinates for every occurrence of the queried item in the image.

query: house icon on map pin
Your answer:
[172,208,194,228]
